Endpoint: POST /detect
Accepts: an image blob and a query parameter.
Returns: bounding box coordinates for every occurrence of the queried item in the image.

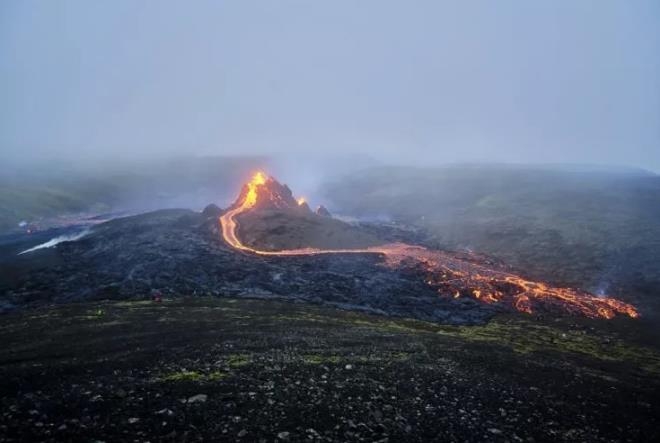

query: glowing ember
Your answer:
[219,172,639,320]
[297,197,307,206]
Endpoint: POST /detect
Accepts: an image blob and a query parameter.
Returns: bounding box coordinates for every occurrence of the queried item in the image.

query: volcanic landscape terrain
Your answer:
[1,172,659,442]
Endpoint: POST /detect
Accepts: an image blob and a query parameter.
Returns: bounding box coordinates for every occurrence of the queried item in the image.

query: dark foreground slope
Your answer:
[0,298,658,442]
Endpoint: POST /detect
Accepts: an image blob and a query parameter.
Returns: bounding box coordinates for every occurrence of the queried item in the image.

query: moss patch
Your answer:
[160,370,227,383]
[302,354,341,365]
[226,354,251,368]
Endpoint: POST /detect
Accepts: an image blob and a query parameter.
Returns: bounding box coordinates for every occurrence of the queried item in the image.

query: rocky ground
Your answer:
[0,298,658,442]
[236,208,384,251]
[1,208,493,324]
[2,207,659,441]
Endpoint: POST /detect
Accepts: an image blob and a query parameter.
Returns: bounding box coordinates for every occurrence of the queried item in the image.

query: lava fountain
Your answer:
[219,172,639,320]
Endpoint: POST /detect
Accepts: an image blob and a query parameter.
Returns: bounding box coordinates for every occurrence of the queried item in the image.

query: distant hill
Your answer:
[0,156,267,233]
[321,165,660,315]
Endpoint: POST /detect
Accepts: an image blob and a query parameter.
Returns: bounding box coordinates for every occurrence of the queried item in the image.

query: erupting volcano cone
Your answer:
[316,205,331,217]
[232,172,311,213]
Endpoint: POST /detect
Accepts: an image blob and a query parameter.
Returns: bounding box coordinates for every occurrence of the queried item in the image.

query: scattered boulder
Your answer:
[202,204,223,218]
[187,394,208,404]
[316,205,331,217]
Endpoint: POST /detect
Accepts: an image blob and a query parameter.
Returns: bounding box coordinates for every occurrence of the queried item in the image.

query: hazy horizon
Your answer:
[2,1,659,171]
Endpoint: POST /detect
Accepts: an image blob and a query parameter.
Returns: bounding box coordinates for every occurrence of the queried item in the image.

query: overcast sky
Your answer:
[1,1,659,170]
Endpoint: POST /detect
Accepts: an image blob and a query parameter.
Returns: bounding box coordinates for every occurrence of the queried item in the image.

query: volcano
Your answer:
[231,172,308,212]
[221,172,382,251]
[219,172,639,320]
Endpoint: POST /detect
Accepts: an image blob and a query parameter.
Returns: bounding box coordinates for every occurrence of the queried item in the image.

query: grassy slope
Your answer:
[0,186,107,231]
[0,156,266,233]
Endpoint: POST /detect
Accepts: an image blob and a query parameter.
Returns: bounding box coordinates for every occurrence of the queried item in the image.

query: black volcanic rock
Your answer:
[202,203,222,218]
[236,208,382,251]
[2,208,495,325]
[316,205,331,217]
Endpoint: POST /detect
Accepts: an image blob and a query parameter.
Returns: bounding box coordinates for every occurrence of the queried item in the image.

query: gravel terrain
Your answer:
[1,298,658,442]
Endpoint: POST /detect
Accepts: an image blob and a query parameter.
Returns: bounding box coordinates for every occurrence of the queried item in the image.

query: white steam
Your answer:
[18,230,90,255]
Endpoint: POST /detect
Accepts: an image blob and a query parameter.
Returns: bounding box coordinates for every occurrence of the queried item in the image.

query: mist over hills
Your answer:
[322,165,660,316]
[0,154,382,233]
[0,156,265,233]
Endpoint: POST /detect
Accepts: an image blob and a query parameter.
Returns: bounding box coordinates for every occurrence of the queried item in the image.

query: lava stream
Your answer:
[219,172,639,319]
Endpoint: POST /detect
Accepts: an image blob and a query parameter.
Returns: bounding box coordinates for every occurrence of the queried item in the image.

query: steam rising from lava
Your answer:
[219,172,639,320]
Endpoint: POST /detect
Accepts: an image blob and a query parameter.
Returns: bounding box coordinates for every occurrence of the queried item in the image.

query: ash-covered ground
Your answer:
[1,207,493,324]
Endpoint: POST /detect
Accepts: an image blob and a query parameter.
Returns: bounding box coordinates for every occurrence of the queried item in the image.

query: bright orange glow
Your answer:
[297,197,306,206]
[243,171,267,208]
[219,172,640,320]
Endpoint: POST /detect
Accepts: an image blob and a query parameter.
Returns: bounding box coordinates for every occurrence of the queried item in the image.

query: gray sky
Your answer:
[1,0,659,170]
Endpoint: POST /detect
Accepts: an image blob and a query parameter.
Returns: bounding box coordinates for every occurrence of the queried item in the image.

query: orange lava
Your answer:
[219,172,639,320]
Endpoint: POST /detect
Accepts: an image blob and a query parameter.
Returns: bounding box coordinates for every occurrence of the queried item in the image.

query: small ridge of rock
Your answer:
[316,205,331,217]
[202,204,223,218]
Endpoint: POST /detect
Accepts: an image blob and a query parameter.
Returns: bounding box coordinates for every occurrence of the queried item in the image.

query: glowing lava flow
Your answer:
[219,171,384,256]
[219,172,639,319]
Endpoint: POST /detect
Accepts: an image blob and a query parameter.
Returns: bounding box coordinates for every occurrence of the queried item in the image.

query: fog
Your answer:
[1,0,659,173]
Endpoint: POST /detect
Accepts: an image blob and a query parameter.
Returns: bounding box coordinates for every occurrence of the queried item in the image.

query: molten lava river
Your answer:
[220,172,639,320]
